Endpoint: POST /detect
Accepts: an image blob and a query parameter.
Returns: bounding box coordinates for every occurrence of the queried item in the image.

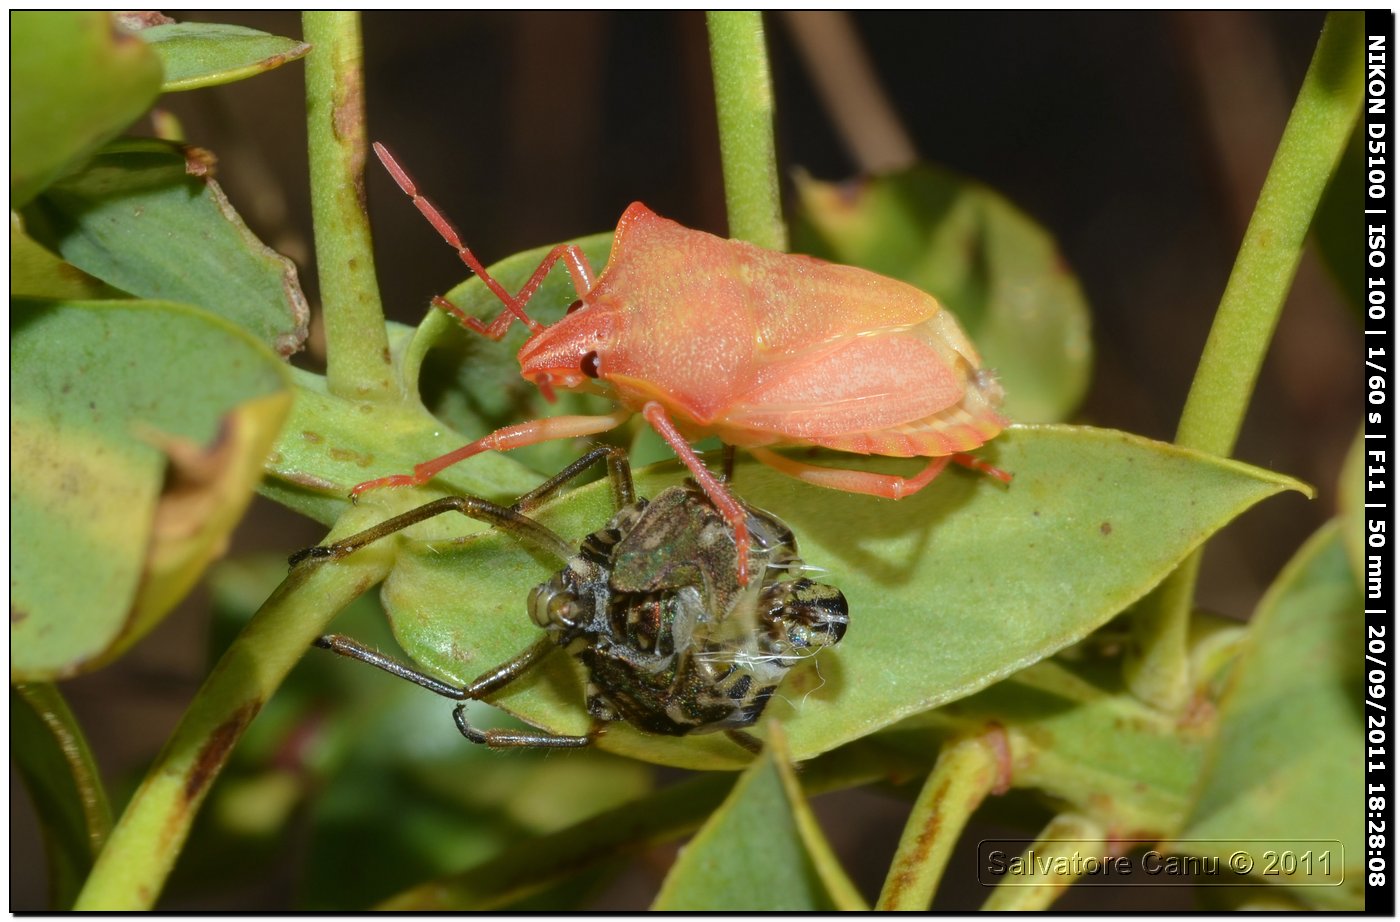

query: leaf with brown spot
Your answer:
[11,299,291,679]
[115,391,294,665]
[135,20,311,92]
[26,139,310,357]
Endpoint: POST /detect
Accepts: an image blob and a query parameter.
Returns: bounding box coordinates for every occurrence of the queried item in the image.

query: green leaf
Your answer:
[356,424,1305,770]
[263,361,548,527]
[1173,522,1362,909]
[28,140,310,357]
[10,213,122,301]
[12,683,112,909]
[134,22,310,92]
[11,299,291,679]
[791,167,1092,423]
[11,11,162,207]
[653,725,863,910]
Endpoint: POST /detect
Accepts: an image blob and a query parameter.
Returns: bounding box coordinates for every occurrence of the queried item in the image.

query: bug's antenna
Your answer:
[373,142,544,335]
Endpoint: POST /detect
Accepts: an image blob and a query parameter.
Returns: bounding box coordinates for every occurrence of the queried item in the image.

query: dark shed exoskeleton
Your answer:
[294,447,847,753]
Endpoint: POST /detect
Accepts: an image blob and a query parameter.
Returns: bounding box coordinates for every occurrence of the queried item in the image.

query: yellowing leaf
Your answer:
[11,300,290,679]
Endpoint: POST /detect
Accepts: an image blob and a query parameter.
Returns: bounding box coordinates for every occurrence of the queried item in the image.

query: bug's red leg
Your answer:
[749,448,951,499]
[751,448,1012,496]
[951,453,1013,484]
[351,407,633,497]
[641,402,753,586]
[434,243,596,341]
[510,244,595,307]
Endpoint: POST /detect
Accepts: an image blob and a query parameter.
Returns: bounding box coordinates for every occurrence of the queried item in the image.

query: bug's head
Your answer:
[517,300,615,400]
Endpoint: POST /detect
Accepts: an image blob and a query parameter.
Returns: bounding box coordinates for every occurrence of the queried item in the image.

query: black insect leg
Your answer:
[510,444,634,515]
[314,634,468,699]
[288,494,574,568]
[314,634,597,749]
[725,728,764,755]
[452,706,601,749]
[721,443,737,483]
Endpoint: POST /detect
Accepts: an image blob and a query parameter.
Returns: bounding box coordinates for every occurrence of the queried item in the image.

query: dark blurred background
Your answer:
[14,10,1356,910]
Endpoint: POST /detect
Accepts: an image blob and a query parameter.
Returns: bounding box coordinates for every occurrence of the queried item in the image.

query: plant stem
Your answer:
[15,683,113,853]
[1127,11,1364,709]
[13,683,113,909]
[706,11,787,251]
[876,729,1006,910]
[780,12,917,174]
[72,550,391,910]
[302,11,396,401]
[979,813,1104,910]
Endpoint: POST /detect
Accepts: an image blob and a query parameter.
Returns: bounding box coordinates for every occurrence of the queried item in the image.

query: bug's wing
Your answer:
[723,327,1006,456]
[744,250,945,357]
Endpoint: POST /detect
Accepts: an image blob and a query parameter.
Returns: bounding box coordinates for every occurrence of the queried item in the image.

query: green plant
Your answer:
[11,11,1363,911]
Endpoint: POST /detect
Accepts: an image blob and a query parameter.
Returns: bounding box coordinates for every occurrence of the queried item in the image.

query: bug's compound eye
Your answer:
[581,351,601,378]
[566,298,585,314]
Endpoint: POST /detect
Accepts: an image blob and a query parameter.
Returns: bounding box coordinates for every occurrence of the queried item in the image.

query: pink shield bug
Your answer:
[356,143,1010,583]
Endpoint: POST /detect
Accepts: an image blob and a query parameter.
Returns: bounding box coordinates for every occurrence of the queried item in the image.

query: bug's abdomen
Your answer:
[579,646,765,736]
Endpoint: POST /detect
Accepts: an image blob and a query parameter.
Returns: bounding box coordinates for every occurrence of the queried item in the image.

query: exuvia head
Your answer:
[766,579,850,652]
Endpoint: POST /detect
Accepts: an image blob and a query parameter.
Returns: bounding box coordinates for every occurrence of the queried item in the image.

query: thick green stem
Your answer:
[1127,12,1364,709]
[302,11,395,401]
[876,729,1005,910]
[72,549,391,910]
[706,11,786,251]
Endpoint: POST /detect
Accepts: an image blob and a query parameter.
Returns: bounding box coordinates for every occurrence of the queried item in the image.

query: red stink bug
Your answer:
[356,143,1010,583]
